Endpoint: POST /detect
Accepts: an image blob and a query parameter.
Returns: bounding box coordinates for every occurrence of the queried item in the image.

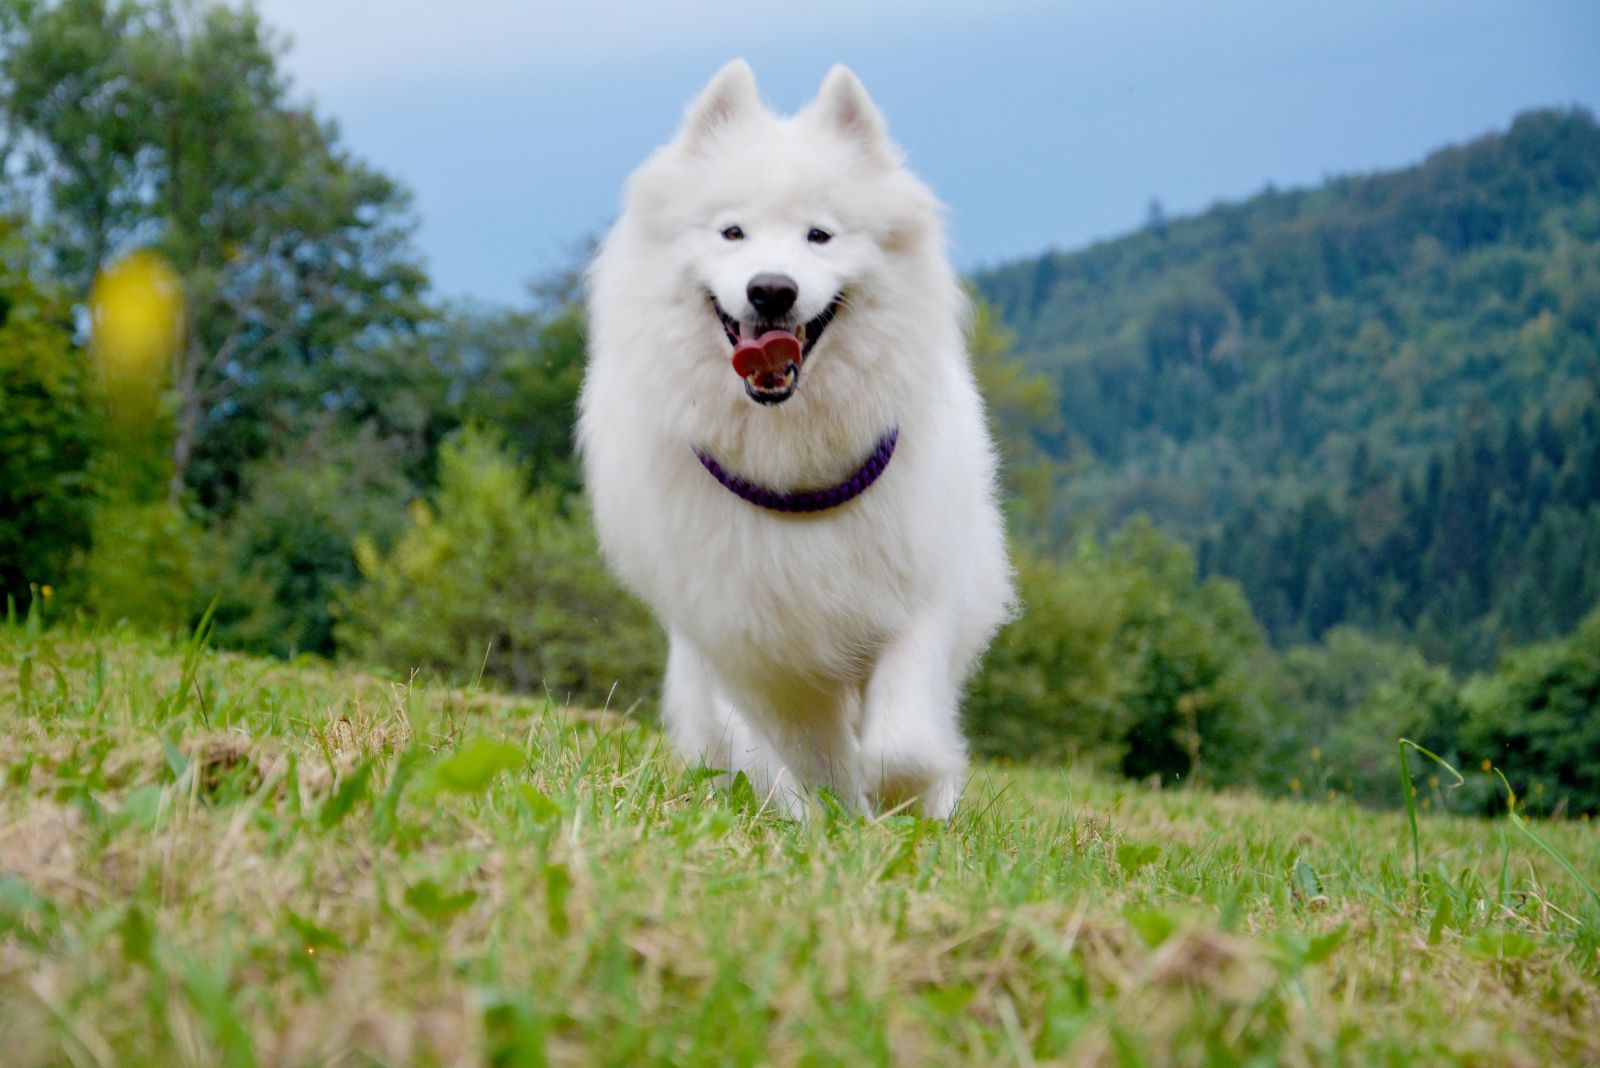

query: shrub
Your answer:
[337,427,662,708]
[1258,627,1435,794]
[1462,604,1600,816]
[1319,657,1474,809]
[0,255,94,608]
[968,518,1270,784]
[78,499,202,633]
[204,430,413,658]
[965,546,1130,766]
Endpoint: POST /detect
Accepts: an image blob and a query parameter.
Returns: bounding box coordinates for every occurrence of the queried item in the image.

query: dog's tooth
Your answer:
[797,322,807,342]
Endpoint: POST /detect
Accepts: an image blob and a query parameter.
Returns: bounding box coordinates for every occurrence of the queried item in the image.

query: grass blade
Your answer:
[1494,769,1600,914]
[1396,739,1464,879]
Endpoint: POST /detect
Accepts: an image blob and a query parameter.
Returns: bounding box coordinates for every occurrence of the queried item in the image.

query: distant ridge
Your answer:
[974,108,1600,663]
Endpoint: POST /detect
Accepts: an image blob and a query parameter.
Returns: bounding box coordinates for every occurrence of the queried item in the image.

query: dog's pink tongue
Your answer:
[731,329,802,379]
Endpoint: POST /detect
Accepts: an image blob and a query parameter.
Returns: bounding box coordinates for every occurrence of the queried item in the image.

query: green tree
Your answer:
[1108,519,1269,785]
[0,228,91,606]
[1,0,429,504]
[967,297,1066,539]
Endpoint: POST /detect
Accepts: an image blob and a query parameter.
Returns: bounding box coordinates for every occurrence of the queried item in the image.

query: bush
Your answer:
[1319,657,1474,809]
[968,518,1270,784]
[965,547,1130,766]
[0,254,94,609]
[1258,628,1437,795]
[337,427,662,708]
[78,499,203,633]
[1462,605,1600,817]
[203,431,413,658]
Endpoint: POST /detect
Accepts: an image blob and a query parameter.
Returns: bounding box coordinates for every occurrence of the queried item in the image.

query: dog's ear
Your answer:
[813,65,895,167]
[681,59,759,153]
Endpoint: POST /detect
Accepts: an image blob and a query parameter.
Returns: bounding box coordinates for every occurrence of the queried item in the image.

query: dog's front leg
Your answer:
[857,622,968,819]
[662,636,785,791]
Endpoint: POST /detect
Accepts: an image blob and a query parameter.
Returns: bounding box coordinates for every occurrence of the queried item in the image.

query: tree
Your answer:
[0,0,429,505]
[967,297,1065,539]
[0,225,91,606]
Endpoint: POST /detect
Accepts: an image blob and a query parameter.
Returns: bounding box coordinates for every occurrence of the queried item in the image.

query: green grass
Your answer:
[2,623,1597,1066]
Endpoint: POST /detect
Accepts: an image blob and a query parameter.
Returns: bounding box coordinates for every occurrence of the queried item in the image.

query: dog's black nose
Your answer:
[747,273,798,320]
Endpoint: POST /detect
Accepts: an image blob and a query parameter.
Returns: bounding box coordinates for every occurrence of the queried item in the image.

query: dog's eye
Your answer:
[721,225,744,241]
[807,228,833,245]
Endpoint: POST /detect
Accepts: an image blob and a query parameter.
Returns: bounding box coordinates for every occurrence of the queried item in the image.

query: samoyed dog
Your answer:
[580,60,1012,818]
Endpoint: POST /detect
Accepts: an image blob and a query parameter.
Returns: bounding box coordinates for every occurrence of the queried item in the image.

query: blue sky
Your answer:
[253,0,1600,306]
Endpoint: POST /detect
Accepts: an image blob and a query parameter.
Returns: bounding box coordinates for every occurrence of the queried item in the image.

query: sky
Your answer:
[251,0,1600,306]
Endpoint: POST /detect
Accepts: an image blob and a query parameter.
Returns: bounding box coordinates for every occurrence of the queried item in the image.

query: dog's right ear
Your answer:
[680,59,759,153]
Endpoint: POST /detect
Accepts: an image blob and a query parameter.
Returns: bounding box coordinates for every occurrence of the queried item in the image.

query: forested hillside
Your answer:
[975,108,1600,665]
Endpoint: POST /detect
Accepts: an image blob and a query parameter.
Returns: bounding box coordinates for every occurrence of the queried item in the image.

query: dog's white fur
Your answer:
[580,60,1012,818]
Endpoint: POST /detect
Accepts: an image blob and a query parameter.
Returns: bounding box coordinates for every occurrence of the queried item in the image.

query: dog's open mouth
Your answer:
[710,294,841,405]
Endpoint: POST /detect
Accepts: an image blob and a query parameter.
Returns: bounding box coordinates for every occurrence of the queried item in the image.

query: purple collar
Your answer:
[694,427,899,514]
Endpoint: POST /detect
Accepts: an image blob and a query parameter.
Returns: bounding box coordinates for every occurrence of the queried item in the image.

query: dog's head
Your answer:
[601,61,948,408]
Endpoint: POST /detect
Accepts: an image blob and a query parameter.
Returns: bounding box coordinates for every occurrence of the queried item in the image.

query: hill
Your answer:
[1,624,1596,1064]
[975,109,1600,660]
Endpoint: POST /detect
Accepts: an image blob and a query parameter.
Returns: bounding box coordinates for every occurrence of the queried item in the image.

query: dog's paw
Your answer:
[859,730,965,819]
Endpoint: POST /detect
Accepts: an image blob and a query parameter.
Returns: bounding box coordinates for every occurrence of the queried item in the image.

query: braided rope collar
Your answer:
[694,427,899,514]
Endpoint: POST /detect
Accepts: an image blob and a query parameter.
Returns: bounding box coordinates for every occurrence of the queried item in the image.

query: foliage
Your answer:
[1462,605,1600,817]
[966,296,1067,539]
[0,231,91,607]
[1206,394,1600,667]
[434,300,588,496]
[202,430,413,659]
[1263,612,1600,817]
[975,108,1600,661]
[1108,521,1270,784]
[965,546,1129,767]
[337,427,662,708]
[969,519,1269,784]
[77,498,201,632]
[0,0,430,504]
[1319,657,1474,810]
[254,294,593,513]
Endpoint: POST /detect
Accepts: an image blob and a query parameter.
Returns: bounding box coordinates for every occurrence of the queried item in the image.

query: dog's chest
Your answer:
[649,481,919,670]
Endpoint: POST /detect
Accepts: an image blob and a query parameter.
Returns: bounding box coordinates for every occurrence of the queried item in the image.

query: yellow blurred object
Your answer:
[90,250,184,390]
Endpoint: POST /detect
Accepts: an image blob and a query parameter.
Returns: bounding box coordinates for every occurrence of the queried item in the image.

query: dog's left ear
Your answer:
[681,59,760,154]
[813,65,896,167]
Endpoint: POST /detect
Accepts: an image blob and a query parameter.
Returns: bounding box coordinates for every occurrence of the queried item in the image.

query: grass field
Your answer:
[1,621,1597,1066]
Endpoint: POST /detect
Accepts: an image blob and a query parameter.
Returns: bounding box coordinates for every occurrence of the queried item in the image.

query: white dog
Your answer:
[580,60,1012,818]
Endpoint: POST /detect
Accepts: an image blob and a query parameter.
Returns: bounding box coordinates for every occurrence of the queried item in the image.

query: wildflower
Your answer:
[40,585,54,598]
[1290,778,1301,793]
[1480,759,1492,772]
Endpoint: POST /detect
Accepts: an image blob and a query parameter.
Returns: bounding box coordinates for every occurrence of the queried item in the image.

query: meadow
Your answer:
[1,619,1596,1066]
